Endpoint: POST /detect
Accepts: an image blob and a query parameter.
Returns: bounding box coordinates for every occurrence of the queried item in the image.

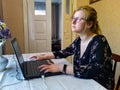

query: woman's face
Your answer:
[71,10,86,34]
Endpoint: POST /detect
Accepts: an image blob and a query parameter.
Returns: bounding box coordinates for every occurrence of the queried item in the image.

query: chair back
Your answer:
[112,53,120,90]
[112,53,120,77]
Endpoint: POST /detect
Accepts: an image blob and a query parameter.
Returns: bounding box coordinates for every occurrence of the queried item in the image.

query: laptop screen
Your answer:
[11,38,24,66]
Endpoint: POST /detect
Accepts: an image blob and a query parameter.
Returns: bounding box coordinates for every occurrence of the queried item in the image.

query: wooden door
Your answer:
[71,0,79,41]
[27,0,52,53]
[62,0,73,62]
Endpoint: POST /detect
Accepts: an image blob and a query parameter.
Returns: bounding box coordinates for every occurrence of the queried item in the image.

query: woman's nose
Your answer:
[72,19,76,24]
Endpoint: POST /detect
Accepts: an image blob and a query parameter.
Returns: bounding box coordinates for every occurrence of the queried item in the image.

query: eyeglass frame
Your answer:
[71,17,86,23]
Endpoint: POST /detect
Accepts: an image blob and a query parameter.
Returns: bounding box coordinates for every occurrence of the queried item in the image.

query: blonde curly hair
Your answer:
[72,5,101,35]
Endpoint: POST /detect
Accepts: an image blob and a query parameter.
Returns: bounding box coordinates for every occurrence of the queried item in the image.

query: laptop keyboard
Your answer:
[25,60,48,76]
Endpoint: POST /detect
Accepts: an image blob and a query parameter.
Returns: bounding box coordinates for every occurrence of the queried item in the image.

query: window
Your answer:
[34,0,46,15]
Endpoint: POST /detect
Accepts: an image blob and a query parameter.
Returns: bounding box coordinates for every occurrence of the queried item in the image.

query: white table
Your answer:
[0,53,107,90]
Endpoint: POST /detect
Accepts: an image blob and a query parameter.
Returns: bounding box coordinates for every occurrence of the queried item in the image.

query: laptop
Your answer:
[11,38,62,80]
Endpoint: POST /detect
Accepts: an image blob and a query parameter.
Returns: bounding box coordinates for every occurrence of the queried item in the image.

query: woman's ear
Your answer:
[87,21,93,28]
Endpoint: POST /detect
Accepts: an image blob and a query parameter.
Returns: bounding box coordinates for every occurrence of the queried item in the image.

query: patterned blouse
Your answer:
[53,35,114,90]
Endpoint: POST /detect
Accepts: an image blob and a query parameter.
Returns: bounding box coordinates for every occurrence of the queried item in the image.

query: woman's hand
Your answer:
[29,53,55,60]
[38,61,63,73]
[29,54,46,60]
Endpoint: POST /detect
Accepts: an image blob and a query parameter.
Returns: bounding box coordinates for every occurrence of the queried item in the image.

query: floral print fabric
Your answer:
[53,35,114,90]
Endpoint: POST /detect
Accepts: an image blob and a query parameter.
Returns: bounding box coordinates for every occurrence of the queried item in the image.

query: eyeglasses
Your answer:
[71,17,85,23]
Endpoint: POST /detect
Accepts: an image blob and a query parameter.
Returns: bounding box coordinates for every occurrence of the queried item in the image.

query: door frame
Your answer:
[23,0,64,53]
[23,0,29,53]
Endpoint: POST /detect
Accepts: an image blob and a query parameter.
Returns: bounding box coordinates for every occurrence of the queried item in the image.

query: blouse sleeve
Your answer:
[53,37,79,59]
[74,36,113,79]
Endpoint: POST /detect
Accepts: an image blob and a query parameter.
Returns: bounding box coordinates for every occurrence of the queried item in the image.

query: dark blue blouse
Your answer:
[53,35,114,90]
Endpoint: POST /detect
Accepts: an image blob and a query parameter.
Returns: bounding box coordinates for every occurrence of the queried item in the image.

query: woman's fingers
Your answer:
[29,56,36,59]
[38,64,55,73]
[47,61,53,65]
[39,65,47,71]
[29,55,44,60]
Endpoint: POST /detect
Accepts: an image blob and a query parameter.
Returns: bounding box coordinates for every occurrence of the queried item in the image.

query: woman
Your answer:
[30,5,114,90]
